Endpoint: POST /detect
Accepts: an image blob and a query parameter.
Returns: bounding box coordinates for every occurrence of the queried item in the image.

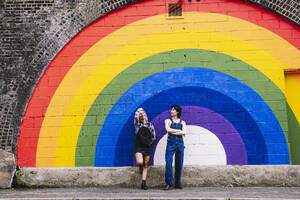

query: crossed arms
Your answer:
[165,119,186,136]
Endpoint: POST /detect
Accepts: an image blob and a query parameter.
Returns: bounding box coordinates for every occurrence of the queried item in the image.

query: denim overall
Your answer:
[165,119,184,186]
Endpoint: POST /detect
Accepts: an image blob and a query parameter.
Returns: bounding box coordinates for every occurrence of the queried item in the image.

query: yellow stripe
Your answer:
[36,12,300,167]
[285,74,300,123]
[56,31,284,166]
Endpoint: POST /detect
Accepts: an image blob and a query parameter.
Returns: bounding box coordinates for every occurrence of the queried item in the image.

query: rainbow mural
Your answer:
[17,0,300,167]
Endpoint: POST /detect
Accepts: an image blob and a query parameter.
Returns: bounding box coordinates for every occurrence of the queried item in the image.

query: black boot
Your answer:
[141,180,148,190]
[175,184,183,189]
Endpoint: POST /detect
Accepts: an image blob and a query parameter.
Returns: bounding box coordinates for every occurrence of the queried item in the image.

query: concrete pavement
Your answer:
[0,187,300,200]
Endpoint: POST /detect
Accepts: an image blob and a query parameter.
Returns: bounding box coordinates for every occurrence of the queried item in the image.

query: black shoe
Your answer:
[175,184,183,189]
[139,165,143,175]
[141,180,148,190]
[164,185,171,190]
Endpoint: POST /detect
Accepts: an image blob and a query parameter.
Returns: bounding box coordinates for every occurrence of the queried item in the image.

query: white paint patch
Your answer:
[153,125,226,165]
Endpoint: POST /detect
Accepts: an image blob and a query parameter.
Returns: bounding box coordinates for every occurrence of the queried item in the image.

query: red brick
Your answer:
[37,86,56,96]
[258,19,280,29]
[34,117,44,128]
[227,11,249,19]
[279,20,294,29]
[165,0,180,4]
[44,66,61,76]
[29,96,50,105]
[50,56,78,67]
[92,17,105,26]
[197,3,222,12]
[289,39,300,48]
[248,11,262,20]
[136,6,159,16]
[274,29,292,39]
[26,106,44,117]
[184,4,199,12]
[50,55,75,67]
[116,5,136,16]
[47,76,62,87]
[70,36,100,47]
[36,76,49,87]
[218,2,242,11]
[20,128,39,138]
[18,137,38,148]
[104,16,125,26]
[59,66,71,76]
[292,30,300,39]
[124,15,145,24]
[262,12,277,20]
[17,149,35,164]
[144,0,164,6]
[16,155,36,167]
[156,5,165,13]
[21,118,34,128]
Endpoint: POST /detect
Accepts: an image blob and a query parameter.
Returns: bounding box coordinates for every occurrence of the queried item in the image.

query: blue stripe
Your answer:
[94,67,289,166]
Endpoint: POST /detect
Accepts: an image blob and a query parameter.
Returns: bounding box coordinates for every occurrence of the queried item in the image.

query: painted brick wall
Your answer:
[1,0,300,167]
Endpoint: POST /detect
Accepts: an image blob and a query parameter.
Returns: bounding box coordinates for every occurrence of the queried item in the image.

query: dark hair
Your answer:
[171,105,182,118]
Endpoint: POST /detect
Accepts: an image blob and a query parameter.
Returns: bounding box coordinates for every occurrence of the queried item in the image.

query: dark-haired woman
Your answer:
[164,105,186,190]
[134,108,156,190]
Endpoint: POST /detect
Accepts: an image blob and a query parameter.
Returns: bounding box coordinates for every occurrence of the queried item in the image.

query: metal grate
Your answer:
[168,3,182,17]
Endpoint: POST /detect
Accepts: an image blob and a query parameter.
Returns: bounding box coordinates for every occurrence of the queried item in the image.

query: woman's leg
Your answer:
[135,153,144,166]
[165,142,175,186]
[174,143,184,187]
[142,155,150,180]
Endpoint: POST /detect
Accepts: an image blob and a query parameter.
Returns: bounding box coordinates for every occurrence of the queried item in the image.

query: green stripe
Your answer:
[75,49,290,166]
[287,103,300,164]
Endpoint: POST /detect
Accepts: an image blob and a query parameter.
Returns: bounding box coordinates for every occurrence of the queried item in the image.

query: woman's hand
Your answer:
[137,108,144,112]
[177,131,186,136]
[141,118,147,124]
[170,131,185,136]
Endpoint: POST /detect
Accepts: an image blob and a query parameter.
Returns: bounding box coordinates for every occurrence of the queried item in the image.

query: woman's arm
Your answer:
[134,108,143,134]
[165,120,186,136]
[149,123,156,144]
[181,121,186,136]
[165,119,181,134]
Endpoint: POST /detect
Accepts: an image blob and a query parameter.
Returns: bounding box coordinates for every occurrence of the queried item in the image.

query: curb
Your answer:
[17,166,300,188]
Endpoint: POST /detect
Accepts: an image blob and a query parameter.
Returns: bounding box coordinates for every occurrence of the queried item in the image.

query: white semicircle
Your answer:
[153,125,227,165]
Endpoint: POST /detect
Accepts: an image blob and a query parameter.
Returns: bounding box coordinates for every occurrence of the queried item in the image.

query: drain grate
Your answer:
[168,3,182,17]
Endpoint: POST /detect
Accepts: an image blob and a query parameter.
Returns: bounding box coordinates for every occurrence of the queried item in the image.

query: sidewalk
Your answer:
[0,187,300,200]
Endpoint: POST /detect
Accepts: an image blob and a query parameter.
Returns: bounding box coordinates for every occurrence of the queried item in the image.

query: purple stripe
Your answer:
[149,106,247,165]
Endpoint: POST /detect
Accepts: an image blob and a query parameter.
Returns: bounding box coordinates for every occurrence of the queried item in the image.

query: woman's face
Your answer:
[171,108,178,118]
[139,113,144,121]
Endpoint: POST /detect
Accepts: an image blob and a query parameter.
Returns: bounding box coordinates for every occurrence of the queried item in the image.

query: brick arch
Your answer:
[1,0,299,154]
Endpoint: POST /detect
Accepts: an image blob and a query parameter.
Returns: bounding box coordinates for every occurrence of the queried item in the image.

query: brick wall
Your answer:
[0,0,299,165]
[0,0,142,153]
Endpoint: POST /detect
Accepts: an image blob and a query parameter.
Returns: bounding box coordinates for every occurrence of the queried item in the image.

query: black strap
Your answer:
[171,118,182,124]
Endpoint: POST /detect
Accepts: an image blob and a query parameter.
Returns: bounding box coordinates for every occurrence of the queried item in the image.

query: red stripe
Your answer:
[17,0,300,167]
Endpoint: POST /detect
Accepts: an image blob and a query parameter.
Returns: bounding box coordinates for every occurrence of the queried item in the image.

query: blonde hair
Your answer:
[140,110,148,122]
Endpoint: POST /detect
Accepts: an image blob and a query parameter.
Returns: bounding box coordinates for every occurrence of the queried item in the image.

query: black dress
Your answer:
[134,108,156,156]
[134,125,153,156]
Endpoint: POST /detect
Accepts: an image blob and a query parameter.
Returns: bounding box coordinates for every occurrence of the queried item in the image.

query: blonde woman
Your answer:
[134,108,156,190]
